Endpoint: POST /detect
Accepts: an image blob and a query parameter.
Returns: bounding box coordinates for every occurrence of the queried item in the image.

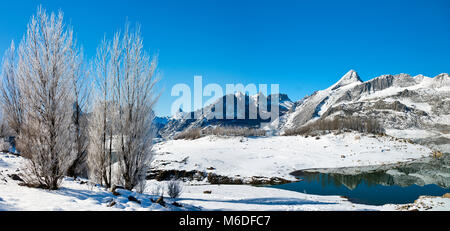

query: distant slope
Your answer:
[158,93,293,138]
[156,70,450,152]
[282,70,450,152]
[153,132,432,181]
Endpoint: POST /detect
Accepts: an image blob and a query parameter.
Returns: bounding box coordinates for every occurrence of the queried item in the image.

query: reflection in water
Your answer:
[270,154,450,205]
[298,171,396,190]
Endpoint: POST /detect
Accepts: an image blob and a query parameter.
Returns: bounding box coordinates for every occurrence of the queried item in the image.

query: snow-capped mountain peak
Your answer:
[435,73,449,78]
[282,70,450,152]
[432,73,450,88]
[157,70,449,153]
[331,69,362,89]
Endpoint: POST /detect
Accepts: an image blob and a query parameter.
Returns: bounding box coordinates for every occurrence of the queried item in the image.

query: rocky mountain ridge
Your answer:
[155,70,450,151]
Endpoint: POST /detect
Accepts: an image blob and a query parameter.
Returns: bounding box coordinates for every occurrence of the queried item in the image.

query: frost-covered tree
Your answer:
[67,48,90,179]
[88,24,158,190]
[16,7,79,189]
[114,24,158,190]
[87,99,113,187]
[167,180,183,199]
[87,38,116,188]
[1,41,23,137]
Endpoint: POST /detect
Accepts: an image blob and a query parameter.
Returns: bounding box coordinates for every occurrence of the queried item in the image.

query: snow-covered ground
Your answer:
[176,184,378,211]
[153,133,432,181]
[178,184,450,211]
[385,129,438,139]
[0,152,373,211]
[394,195,450,211]
[0,131,445,211]
[0,152,448,211]
[0,152,190,211]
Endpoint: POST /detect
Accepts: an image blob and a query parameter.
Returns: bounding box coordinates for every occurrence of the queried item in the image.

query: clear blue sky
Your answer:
[0,0,449,116]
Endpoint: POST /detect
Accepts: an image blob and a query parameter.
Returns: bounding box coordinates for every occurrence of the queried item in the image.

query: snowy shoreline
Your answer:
[1,132,449,211]
[1,149,449,211]
[152,132,433,182]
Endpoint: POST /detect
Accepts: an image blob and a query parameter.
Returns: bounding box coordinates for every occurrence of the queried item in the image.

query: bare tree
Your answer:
[114,24,158,190]
[167,180,183,199]
[1,41,23,137]
[136,177,147,194]
[151,184,164,197]
[88,23,159,191]
[67,48,90,179]
[87,38,115,188]
[16,7,78,189]
[87,99,112,186]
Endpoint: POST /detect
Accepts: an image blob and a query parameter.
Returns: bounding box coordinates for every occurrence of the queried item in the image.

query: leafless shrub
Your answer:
[167,180,183,199]
[174,128,201,140]
[206,127,266,137]
[174,127,266,140]
[151,184,164,197]
[284,116,384,136]
[136,179,147,194]
[87,181,96,191]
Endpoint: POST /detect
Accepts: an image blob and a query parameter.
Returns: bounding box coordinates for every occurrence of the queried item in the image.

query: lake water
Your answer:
[270,153,450,205]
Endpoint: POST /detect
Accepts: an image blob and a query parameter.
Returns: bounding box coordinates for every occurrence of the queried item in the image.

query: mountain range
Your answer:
[155,70,450,152]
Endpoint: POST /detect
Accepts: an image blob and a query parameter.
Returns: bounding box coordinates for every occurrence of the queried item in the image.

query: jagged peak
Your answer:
[331,69,362,89]
[431,73,450,87]
[434,73,449,79]
[393,73,412,78]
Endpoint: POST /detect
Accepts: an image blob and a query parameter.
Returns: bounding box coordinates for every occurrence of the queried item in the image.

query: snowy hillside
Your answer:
[283,70,450,152]
[2,152,447,211]
[0,152,187,211]
[284,70,363,128]
[153,132,432,181]
[156,70,450,152]
[0,152,394,211]
[158,93,293,138]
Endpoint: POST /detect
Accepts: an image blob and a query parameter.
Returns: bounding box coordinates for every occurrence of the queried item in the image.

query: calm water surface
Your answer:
[270,154,450,205]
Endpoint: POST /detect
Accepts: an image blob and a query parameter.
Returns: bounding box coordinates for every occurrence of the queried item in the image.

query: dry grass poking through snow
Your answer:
[174,127,266,140]
[284,116,385,136]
